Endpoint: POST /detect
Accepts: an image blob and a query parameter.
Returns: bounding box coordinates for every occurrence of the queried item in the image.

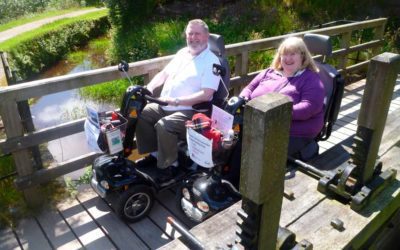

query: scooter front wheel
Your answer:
[116,185,154,223]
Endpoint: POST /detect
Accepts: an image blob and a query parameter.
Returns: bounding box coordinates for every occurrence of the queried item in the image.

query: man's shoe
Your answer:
[157,166,179,185]
[135,155,157,168]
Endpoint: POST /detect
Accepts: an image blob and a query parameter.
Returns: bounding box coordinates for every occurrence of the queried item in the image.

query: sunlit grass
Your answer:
[79,78,134,107]
[67,51,87,64]
[0,8,94,33]
[89,36,110,52]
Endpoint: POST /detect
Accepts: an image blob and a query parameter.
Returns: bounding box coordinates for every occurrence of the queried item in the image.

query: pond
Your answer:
[30,36,115,173]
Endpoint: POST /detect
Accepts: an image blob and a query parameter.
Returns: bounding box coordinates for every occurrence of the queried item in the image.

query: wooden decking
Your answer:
[1,76,399,250]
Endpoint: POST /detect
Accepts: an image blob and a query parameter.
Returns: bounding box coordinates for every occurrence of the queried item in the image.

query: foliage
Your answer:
[7,15,110,80]
[106,0,160,31]
[108,24,159,64]
[152,21,186,55]
[64,167,93,197]
[0,0,48,24]
[79,78,136,106]
[105,0,167,63]
[0,156,26,228]
[0,153,70,228]
[0,0,105,25]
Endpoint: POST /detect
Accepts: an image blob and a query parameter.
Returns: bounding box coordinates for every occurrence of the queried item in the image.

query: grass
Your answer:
[0,8,108,51]
[0,156,26,228]
[79,78,133,107]
[0,7,96,33]
[0,151,72,228]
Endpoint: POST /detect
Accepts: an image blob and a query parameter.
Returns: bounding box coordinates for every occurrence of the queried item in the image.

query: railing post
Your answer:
[236,93,292,249]
[234,51,249,95]
[371,20,387,57]
[351,52,400,185]
[1,52,43,168]
[0,102,43,207]
[339,31,351,80]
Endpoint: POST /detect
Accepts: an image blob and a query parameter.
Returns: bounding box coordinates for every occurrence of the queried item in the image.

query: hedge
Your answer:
[8,16,110,81]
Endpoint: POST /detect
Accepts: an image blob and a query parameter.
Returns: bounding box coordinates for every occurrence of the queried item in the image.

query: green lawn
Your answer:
[0,8,108,51]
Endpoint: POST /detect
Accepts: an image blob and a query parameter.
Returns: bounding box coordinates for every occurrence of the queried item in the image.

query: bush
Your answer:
[108,24,159,64]
[106,0,159,31]
[8,17,110,80]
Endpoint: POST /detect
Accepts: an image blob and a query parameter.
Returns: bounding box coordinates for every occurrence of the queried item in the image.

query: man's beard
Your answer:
[188,42,207,55]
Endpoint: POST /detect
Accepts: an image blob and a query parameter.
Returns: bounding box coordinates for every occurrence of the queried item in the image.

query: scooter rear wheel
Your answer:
[116,185,154,223]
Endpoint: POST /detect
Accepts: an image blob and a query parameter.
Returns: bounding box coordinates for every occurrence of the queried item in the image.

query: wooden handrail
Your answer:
[0,18,388,205]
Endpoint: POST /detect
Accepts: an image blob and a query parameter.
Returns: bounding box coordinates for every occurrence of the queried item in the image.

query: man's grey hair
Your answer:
[187,19,209,33]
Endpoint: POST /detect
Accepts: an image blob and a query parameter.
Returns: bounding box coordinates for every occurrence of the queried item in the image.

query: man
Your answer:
[135,19,220,181]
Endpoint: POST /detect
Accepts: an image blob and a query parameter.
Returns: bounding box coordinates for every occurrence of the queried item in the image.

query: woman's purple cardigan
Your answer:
[239,68,325,138]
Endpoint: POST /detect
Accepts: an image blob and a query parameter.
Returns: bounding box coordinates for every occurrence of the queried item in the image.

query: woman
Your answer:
[239,36,325,156]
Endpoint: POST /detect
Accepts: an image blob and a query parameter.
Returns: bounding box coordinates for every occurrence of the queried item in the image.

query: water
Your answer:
[30,37,114,178]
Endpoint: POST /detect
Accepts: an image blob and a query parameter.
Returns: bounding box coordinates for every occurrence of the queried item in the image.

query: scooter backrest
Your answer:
[303,33,344,141]
[209,33,230,107]
[303,33,332,58]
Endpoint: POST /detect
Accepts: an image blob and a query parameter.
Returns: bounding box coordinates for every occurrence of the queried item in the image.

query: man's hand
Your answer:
[159,96,178,106]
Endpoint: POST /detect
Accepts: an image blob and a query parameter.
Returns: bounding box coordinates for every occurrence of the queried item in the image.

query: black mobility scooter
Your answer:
[177,33,345,222]
[87,34,232,223]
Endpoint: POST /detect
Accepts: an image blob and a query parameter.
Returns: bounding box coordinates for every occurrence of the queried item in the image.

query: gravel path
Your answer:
[0,8,105,43]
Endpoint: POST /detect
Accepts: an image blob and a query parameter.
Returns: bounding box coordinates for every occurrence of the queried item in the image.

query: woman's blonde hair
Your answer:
[271,36,319,72]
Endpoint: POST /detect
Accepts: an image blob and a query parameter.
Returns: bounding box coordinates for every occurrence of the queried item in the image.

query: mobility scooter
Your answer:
[86,34,232,223]
[176,33,345,222]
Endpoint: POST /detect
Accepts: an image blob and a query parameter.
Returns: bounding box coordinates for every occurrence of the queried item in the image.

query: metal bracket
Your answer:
[351,168,397,211]
[316,162,397,211]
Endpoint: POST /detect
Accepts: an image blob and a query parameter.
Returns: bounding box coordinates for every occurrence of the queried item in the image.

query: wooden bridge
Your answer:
[1,18,399,249]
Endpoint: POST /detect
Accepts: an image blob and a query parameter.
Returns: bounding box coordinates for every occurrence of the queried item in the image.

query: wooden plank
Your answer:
[15,152,99,189]
[282,170,326,226]
[14,218,51,250]
[379,108,400,156]
[159,201,242,250]
[225,18,386,56]
[57,197,116,250]
[127,217,170,249]
[0,118,85,155]
[286,144,400,249]
[36,209,82,250]
[148,199,183,240]
[0,56,173,103]
[76,186,149,250]
[0,102,42,206]
[163,134,399,249]
[0,227,20,250]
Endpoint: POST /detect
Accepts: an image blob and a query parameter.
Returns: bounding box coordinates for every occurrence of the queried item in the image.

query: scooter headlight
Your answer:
[182,187,191,200]
[196,201,209,213]
[100,180,110,190]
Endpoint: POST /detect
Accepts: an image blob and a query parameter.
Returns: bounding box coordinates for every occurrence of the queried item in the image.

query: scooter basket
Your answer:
[186,118,238,168]
[84,109,127,155]
[98,112,127,154]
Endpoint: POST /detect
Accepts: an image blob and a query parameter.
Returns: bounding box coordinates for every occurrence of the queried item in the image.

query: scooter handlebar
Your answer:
[118,60,129,72]
[143,94,168,106]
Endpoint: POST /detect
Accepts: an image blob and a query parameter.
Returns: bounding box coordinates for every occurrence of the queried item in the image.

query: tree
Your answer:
[106,0,159,31]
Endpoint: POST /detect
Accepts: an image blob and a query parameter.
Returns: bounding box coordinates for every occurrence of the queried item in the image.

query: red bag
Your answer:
[186,113,222,150]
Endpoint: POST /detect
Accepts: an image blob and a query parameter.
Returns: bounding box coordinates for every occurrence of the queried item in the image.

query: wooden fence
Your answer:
[0,18,388,206]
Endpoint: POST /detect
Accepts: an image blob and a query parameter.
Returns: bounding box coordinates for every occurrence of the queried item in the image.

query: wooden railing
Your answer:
[0,18,387,206]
